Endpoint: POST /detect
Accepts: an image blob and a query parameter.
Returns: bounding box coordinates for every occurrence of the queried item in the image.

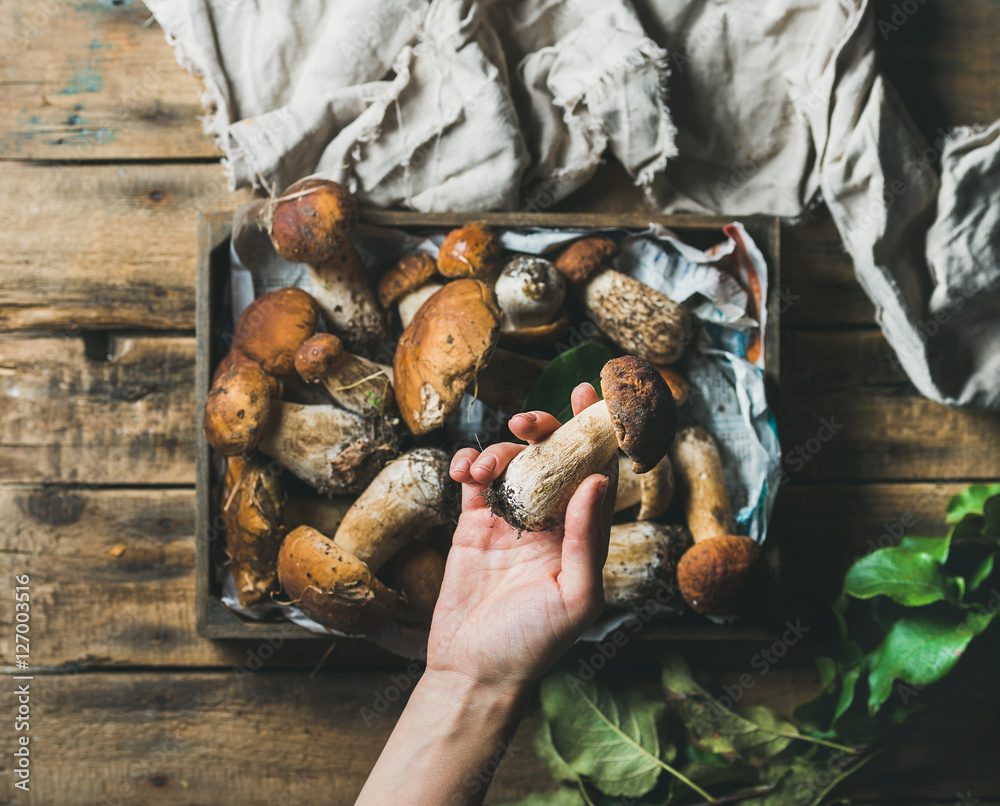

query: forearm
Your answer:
[356,669,529,806]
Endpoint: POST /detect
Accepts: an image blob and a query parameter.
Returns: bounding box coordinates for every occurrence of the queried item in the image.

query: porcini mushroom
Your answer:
[603,522,691,609]
[494,256,569,349]
[614,452,675,520]
[393,279,502,435]
[670,426,762,617]
[487,356,678,532]
[437,223,502,282]
[263,178,387,355]
[294,332,395,418]
[220,454,286,607]
[276,448,456,633]
[230,287,319,378]
[378,253,445,329]
[555,237,694,365]
[203,360,399,494]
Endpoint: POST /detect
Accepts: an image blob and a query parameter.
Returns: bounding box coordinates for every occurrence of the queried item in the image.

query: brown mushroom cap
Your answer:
[554,236,619,284]
[231,287,319,377]
[212,351,282,398]
[599,356,678,473]
[379,541,446,625]
[378,253,438,308]
[437,224,502,280]
[393,279,502,435]
[277,525,398,633]
[266,178,358,265]
[294,333,345,383]
[676,535,762,617]
[203,361,273,455]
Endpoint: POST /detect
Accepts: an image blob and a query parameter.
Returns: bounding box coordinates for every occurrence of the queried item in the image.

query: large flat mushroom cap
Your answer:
[600,355,678,474]
[266,178,358,264]
[393,279,501,435]
[231,287,319,377]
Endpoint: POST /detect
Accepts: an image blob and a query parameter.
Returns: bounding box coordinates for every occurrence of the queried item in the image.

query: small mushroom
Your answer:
[263,178,387,356]
[204,360,399,494]
[555,237,694,365]
[378,253,445,329]
[437,223,502,282]
[220,454,286,608]
[277,449,456,633]
[393,279,502,435]
[294,333,395,418]
[379,540,447,626]
[494,256,569,349]
[670,426,762,617]
[602,522,691,609]
[487,356,678,532]
[614,452,675,520]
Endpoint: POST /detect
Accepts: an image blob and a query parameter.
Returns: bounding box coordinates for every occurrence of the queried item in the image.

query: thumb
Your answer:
[558,473,613,615]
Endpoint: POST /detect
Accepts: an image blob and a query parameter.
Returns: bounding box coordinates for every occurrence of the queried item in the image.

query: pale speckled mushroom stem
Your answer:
[257,401,397,496]
[333,448,454,571]
[307,251,387,356]
[487,401,620,532]
[602,522,690,609]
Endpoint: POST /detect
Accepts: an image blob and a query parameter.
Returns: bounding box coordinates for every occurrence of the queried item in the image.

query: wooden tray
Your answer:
[195,211,781,641]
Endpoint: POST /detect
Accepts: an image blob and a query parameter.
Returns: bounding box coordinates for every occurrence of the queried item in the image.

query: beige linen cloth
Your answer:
[145,0,1000,409]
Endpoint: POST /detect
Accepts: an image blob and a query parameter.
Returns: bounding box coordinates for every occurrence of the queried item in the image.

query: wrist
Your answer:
[419,667,533,717]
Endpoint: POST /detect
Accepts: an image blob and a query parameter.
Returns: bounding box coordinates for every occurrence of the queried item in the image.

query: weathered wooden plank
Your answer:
[1,0,217,160]
[0,482,969,670]
[0,162,252,332]
[779,328,1000,481]
[0,336,196,484]
[0,667,995,805]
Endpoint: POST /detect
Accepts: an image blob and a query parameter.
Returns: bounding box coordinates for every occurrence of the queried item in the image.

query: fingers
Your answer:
[571,383,601,417]
[450,443,526,511]
[559,471,614,616]
[508,411,563,444]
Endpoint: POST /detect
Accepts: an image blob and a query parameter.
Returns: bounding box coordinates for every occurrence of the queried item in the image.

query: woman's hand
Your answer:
[426,382,619,695]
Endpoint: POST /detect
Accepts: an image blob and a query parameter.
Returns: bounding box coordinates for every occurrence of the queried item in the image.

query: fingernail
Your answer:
[517,412,537,422]
[473,455,496,473]
[452,458,471,475]
[597,475,610,500]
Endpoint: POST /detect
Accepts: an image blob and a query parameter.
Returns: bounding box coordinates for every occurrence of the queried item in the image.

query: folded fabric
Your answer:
[145,0,1000,409]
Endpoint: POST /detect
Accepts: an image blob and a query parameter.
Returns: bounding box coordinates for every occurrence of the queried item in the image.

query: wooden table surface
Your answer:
[1,1,999,803]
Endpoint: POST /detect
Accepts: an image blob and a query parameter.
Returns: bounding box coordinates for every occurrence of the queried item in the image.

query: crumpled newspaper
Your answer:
[220,218,781,655]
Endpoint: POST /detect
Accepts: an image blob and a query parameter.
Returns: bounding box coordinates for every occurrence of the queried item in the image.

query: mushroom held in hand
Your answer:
[263,178,387,355]
[603,522,691,609]
[494,256,569,349]
[487,356,678,532]
[277,449,455,632]
[555,237,694,365]
[670,426,762,617]
[393,279,502,435]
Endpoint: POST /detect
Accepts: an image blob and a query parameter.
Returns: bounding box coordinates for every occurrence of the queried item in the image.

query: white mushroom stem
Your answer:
[257,402,393,496]
[670,426,734,541]
[488,401,619,532]
[603,522,687,609]
[333,448,453,571]
[615,453,675,520]
[580,268,693,365]
[306,250,386,355]
[398,282,445,329]
[318,353,395,416]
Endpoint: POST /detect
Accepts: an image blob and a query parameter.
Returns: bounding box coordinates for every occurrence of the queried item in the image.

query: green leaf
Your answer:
[946,484,1000,523]
[844,547,963,606]
[983,494,1000,537]
[496,787,587,806]
[522,342,611,423]
[898,535,950,563]
[683,700,797,763]
[660,655,700,697]
[866,609,996,714]
[541,674,666,798]
[535,720,578,784]
[969,552,997,591]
